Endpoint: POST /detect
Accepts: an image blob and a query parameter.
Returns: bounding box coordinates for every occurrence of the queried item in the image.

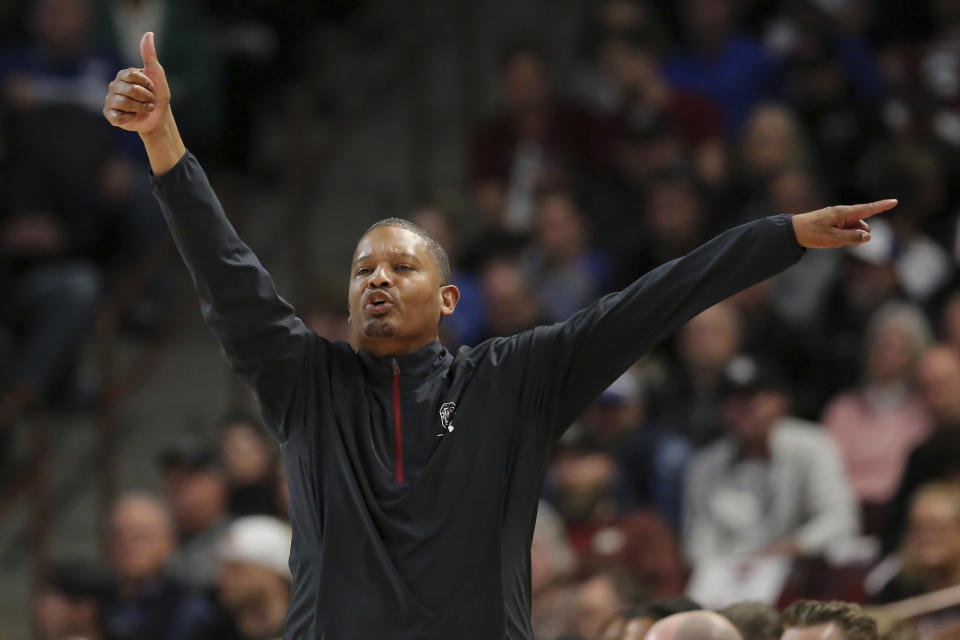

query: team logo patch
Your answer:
[438,402,456,436]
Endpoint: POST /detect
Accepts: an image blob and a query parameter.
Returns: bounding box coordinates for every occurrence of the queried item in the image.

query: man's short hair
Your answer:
[362,218,452,285]
[782,600,878,640]
[719,601,781,640]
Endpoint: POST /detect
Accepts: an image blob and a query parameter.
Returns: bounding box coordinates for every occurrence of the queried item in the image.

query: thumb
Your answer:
[140,31,160,68]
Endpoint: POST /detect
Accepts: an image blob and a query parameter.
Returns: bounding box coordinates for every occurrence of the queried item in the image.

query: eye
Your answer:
[396,264,415,272]
[355,267,371,277]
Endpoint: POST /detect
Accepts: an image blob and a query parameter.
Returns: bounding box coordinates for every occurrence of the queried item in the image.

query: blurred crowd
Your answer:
[7,0,960,638]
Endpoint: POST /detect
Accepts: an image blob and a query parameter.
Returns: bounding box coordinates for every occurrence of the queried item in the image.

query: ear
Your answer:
[439,284,460,317]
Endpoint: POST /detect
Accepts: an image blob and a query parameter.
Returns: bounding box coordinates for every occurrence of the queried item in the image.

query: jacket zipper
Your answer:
[392,359,404,483]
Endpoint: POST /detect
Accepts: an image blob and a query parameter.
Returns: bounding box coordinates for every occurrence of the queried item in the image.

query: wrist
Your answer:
[139,111,186,176]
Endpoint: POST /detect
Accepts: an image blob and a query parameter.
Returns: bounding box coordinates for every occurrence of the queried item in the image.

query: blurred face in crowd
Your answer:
[165,466,228,536]
[682,0,736,49]
[679,303,740,373]
[34,0,90,54]
[551,450,617,522]
[722,390,787,443]
[905,488,960,576]
[219,561,290,639]
[917,347,960,425]
[222,423,272,487]
[502,52,550,113]
[574,574,624,640]
[582,396,644,445]
[33,590,98,640]
[866,317,917,384]
[534,191,587,265]
[645,178,705,251]
[741,106,804,183]
[481,258,541,336]
[782,624,848,640]
[768,168,821,216]
[348,225,458,357]
[109,495,175,583]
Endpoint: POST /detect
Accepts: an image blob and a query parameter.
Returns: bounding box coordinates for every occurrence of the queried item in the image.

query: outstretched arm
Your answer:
[103,33,315,439]
[509,200,897,441]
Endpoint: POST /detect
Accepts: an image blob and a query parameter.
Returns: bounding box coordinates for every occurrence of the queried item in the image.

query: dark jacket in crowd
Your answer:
[154,152,804,639]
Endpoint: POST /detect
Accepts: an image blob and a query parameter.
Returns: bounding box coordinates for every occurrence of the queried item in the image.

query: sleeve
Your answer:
[509,214,805,440]
[153,152,315,437]
[682,451,722,563]
[793,432,860,554]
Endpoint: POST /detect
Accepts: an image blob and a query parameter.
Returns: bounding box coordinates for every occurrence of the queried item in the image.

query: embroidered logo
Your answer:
[437,402,456,436]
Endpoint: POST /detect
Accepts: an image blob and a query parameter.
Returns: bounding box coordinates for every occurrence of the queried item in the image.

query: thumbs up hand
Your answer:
[103,32,171,134]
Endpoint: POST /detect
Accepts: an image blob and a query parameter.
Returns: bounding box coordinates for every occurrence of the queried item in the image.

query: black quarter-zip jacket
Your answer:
[154,153,805,639]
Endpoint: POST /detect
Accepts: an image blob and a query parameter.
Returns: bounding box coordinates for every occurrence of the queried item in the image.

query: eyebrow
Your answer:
[353,251,420,264]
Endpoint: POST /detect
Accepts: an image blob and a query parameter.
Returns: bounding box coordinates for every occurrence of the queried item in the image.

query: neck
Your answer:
[356,336,438,358]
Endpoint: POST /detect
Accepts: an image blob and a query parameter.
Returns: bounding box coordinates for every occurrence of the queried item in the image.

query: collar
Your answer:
[358,340,451,389]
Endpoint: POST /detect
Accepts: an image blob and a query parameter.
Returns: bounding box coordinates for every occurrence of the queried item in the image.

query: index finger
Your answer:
[836,199,898,223]
[118,68,154,91]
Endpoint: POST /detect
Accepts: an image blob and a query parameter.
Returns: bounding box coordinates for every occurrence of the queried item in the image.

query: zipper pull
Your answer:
[392,358,400,376]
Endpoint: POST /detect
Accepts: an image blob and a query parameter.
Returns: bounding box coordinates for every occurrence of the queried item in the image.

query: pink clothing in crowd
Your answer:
[823,389,932,504]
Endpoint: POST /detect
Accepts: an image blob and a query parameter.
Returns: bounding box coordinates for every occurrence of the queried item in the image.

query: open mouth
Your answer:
[364,295,395,315]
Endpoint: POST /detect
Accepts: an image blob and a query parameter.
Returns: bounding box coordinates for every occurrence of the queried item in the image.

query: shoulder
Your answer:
[773,417,839,455]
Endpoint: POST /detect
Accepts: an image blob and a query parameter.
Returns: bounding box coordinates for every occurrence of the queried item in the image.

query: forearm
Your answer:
[140,110,187,176]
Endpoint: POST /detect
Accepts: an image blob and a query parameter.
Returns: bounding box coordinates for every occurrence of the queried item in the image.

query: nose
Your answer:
[367,263,393,288]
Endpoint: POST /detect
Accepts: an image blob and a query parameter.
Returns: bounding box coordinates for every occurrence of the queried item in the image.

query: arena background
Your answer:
[2,0,960,638]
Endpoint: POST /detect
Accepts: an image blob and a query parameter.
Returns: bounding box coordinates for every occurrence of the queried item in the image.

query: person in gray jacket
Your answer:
[683,355,859,564]
[101,31,890,640]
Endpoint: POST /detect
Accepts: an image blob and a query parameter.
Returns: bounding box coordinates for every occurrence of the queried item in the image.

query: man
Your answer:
[719,601,782,640]
[159,438,231,590]
[103,31,893,639]
[683,355,859,565]
[218,516,292,640]
[781,600,878,640]
[646,610,744,640]
[105,492,224,640]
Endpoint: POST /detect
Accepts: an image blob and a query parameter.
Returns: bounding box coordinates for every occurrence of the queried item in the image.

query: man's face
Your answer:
[109,498,174,582]
[782,623,848,640]
[348,226,457,356]
[722,390,785,442]
[918,348,960,424]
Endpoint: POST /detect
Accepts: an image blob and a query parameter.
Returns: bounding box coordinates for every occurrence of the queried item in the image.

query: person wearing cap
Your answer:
[683,355,859,565]
[101,32,893,639]
[159,437,231,591]
[33,559,114,640]
[218,516,292,640]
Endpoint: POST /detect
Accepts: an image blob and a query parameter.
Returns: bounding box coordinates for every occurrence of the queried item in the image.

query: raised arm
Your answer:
[511,200,897,441]
[103,33,314,437]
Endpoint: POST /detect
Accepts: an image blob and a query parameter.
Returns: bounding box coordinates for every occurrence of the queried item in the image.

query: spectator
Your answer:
[477,256,544,339]
[737,104,810,204]
[823,302,933,533]
[873,483,960,604]
[646,610,745,640]
[718,601,781,640]
[217,516,291,640]
[219,412,280,518]
[520,187,612,323]
[581,370,692,530]
[470,38,614,231]
[547,429,686,598]
[655,301,741,447]
[530,502,579,640]
[781,600,878,640]
[105,492,222,640]
[573,568,647,640]
[884,345,960,553]
[159,438,231,590]
[33,559,114,640]
[684,355,859,564]
[664,0,780,134]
